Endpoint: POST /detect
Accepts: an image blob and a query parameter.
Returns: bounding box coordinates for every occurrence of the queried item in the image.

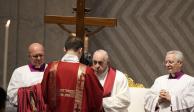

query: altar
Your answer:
[128,88,149,112]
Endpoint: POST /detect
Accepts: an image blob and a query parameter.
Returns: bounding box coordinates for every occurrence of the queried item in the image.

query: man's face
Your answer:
[164,54,182,74]
[29,47,44,68]
[92,53,108,76]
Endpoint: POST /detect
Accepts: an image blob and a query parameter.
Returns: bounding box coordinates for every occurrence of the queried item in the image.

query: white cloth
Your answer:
[7,65,46,105]
[128,88,149,112]
[61,54,79,63]
[97,69,130,112]
[144,74,194,112]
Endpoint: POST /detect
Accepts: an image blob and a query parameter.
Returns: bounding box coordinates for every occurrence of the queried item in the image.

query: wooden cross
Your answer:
[44,0,117,43]
[44,0,117,65]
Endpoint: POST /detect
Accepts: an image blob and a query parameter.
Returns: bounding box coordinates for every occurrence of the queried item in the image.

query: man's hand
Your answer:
[158,89,171,103]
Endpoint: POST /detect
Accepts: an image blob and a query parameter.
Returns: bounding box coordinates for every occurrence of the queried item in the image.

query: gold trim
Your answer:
[57,89,76,98]
[73,64,86,112]
[125,73,144,88]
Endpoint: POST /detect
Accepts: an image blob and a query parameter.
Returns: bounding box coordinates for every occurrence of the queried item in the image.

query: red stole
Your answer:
[73,63,87,112]
[17,83,46,112]
[103,67,116,97]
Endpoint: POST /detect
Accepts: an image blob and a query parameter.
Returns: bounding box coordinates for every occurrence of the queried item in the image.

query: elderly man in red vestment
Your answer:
[41,36,103,112]
[92,49,130,112]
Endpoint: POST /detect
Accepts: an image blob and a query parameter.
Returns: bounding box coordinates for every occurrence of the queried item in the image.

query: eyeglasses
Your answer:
[164,60,178,65]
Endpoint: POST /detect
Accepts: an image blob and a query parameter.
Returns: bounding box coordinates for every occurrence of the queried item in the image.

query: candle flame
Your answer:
[6,19,11,27]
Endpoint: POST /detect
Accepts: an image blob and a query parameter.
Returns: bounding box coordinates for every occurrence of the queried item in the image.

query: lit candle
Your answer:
[3,19,10,89]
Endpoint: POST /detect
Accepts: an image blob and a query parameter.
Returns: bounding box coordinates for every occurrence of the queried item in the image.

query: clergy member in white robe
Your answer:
[7,43,46,106]
[144,50,194,112]
[92,49,130,112]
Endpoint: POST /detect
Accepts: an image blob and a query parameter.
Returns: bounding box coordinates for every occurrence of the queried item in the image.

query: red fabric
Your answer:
[103,67,116,97]
[41,61,103,112]
[17,83,46,112]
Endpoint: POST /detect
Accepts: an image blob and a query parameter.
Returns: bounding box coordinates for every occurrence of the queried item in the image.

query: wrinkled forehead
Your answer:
[29,47,44,56]
[165,53,177,61]
[93,53,108,62]
[30,50,44,55]
[93,54,105,61]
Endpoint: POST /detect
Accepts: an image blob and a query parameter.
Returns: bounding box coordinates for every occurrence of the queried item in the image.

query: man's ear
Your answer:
[79,48,83,53]
[178,61,183,67]
[177,61,183,64]
[63,48,66,53]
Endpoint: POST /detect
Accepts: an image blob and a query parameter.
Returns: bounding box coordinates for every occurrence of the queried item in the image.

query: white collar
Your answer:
[61,54,79,63]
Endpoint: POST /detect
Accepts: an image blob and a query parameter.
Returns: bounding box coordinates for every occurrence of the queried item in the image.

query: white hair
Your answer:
[93,49,109,62]
[166,50,184,62]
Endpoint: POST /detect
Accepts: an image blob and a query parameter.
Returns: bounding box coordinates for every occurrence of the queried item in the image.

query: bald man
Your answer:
[92,49,130,112]
[7,43,47,111]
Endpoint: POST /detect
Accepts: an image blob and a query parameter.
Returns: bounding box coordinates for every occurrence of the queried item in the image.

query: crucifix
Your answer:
[44,0,117,65]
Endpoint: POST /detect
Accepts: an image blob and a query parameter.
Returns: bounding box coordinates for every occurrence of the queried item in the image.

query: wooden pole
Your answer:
[76,0,85,41]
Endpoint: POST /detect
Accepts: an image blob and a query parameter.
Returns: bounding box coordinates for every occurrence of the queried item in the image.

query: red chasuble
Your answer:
[41,61,103,112]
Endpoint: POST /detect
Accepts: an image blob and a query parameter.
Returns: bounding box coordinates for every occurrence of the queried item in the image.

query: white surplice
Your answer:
[144,74,194,112]
[7,65,46,105]
[97,68,130,112]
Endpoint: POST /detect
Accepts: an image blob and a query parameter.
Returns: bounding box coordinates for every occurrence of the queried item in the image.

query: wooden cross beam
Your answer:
[45,16,117,27]
[44,0,117,41]
[44,0,117,65]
